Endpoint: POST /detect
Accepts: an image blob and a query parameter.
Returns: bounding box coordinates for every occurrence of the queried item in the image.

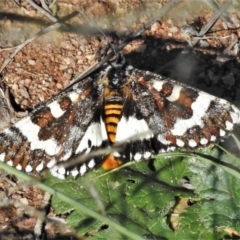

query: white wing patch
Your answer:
[230,109,240,125]
[15,117,61,156]
[36,162,44,172]
[167,85,182,102]
[0,152,6,162]
[171,92,215,136]
[152,80,165,91]
[50,166,65,179]
[75,118,108,154]
[152,80,182,102]
[116,116,153,142]
[200,138,208,145]
[71,169,80,178]
[80,164,87,176]
[57,166,66,175]
[47,158,56,168]
[16,164,22,170]
[188,139,197,148]
[143,151,151,159]
[48,101,66,118]
[134,153,142,161]
[25,165,33,173]
[176,139,185,147]
[225,121,233,131]
[68,91,80,102]
[60,150,72,161]
[210,135,216,141]
[88,159,96,168]
[220,129,226,137]
[157,134,171,145]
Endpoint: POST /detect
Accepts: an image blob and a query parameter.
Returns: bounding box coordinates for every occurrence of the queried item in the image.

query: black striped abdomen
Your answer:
[104,102,123,144]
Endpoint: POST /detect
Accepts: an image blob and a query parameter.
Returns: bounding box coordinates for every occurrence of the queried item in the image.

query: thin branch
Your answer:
[27,0,57,22]
[0,22,59,73]
[0,12,78,73]
[203,0,234,28]
[182,0,232,53]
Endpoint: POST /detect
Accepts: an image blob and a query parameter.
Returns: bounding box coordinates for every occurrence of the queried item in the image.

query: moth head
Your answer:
[102,53,130,89]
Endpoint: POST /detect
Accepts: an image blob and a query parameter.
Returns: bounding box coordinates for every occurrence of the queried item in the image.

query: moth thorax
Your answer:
[107,67,128,89]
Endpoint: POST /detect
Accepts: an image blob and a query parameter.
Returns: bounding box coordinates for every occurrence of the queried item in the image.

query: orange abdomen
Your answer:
[104,103,123,144]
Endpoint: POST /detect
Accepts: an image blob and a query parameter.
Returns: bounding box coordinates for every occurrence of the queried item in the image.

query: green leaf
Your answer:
[181,146,240,235]
[45,152,193,238]
[43,144,240,239]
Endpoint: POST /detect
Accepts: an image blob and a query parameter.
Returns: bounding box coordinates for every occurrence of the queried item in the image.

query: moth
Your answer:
[0,56,239,178]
